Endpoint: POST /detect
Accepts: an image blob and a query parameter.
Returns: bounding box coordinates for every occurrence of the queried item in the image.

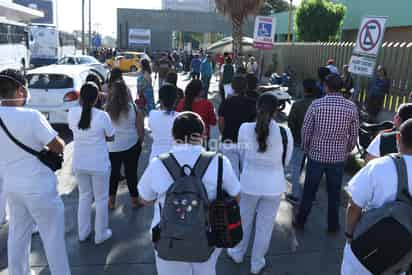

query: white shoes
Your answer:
[95,229,112,245]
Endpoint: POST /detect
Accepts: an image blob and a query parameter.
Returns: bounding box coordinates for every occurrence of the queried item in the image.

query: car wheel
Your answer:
[130,66,137,72]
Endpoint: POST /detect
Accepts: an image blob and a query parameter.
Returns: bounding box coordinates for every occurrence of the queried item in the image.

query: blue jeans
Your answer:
[296,158,344,230]
[288,145,305,199]
[144,87,155,114]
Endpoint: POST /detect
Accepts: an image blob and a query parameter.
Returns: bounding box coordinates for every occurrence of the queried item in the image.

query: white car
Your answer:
[26,65,98,125]
[57,55,109,81]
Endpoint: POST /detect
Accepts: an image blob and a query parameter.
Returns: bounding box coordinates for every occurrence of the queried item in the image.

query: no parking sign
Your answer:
[354,16,387,57]
[350,16,387,76]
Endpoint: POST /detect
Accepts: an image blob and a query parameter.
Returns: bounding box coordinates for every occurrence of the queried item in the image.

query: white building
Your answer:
[161,0,215,12]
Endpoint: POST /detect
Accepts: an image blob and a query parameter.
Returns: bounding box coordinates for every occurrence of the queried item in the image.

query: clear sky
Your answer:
[57,0,301,37]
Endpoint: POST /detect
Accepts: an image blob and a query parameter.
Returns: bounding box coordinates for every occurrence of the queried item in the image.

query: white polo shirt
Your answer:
[367,132,399,157]
[148,110,178,160]
[68,107,115,172]
[341,155,412,275]
[138,144,241,229]
[0,107,58,194]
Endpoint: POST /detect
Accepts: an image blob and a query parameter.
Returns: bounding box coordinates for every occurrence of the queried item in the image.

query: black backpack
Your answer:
[351,154,412,274]
[154,152,215,262]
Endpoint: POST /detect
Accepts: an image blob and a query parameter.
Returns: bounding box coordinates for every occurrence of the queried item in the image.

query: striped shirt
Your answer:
[302,93,359,163]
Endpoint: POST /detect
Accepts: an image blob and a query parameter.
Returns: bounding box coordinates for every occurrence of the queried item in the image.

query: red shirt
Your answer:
[176,98,217,137]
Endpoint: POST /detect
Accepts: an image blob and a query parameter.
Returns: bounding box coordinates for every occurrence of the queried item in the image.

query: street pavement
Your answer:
[0,74,349,275]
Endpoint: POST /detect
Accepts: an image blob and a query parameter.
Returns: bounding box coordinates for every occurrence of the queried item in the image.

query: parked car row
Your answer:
[4,52,151,125]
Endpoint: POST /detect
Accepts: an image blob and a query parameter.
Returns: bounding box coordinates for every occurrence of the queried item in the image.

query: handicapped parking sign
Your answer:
[253,16,276,50]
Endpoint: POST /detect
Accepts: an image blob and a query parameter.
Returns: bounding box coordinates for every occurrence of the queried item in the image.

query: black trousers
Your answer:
[109,142,142,198]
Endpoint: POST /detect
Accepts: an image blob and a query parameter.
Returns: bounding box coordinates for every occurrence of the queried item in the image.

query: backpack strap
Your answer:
[217,153,224,201]
[193,151,216,179]
[389,154,412,203]
[280,126,288,166]
[159,153,182,181]
[379,131,398,156]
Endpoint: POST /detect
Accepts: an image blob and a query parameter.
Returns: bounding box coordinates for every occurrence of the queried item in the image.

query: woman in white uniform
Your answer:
[138,112,241,275]
[106,80,145,209]
[0,70,71,275]
[148,84,179,161]
[228,93,293,275]
[68,82,115,244]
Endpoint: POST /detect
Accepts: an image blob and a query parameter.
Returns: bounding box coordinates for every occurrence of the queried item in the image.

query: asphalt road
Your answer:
[0,74,347,275]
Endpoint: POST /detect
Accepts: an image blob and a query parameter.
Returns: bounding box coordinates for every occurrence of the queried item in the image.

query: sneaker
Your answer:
[227,251,243,264]
[95,229,112,245]
[79,232,92,243]
[251,264,268,275]
[285,194,300,205]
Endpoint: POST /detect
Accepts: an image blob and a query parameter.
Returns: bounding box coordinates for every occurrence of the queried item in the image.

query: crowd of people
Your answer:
[0,50,411,275]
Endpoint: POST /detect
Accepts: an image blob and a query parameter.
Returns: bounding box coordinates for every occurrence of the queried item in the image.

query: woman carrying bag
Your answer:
[106,80,145,209]
[228,93,293,275]
[68,82,115,245]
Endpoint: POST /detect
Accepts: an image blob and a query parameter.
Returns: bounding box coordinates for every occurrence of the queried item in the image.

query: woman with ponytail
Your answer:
[68,82,115,245]
[227,93,294,275]
[176,79,216,142]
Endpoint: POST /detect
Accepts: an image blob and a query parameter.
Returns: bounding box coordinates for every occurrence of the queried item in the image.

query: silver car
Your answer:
[58,55,109,81]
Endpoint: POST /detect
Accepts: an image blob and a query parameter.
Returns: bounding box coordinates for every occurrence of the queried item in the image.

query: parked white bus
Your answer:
[29,24,58,67]
[58,31,77,57]
[0,17,29,73]
[29,25,77,67]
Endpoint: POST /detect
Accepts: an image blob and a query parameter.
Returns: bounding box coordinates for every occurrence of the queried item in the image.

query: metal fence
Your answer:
[262,42,412,112]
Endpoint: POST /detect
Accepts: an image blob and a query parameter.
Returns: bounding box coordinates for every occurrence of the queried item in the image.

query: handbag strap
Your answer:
[217,153,224,201]
[0,116,40,157]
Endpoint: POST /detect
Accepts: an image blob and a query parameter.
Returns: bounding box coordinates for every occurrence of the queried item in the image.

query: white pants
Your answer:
[0,176,7,224]
[228,193,282,274]
[224,84,233,98]
[7,190,71,275]
[155,249,222,275]
[75,170,110,242]
[220,144,241,179]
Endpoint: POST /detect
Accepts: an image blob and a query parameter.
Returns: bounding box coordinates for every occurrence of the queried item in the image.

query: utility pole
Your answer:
[88,0,92,53]
[81,0,85,54]
[287,0,293,42]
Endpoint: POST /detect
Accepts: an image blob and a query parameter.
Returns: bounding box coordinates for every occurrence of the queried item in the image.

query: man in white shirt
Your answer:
[0,70,71,275]
[341,118,412,275]
[366,103,412,162]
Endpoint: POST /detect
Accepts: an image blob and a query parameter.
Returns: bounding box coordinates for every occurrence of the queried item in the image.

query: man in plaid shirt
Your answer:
[294,74,359,233]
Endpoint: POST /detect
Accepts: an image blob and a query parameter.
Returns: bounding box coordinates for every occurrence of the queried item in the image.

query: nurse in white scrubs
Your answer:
[139,112,241,275]
[68,82,115,244]
[148,84,179,161]
[0,70,71,275]
[227,93,293,275]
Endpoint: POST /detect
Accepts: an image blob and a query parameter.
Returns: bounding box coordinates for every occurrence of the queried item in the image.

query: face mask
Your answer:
[0,86,30,106]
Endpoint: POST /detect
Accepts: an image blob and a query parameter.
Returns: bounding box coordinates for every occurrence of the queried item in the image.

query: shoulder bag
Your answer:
[209,153,243,248]
[0,116,63,172]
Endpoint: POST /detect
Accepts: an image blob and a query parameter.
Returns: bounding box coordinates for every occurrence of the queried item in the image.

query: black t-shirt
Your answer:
[218,95,256,143]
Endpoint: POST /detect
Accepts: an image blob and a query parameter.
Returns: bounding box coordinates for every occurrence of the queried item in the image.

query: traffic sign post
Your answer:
[253,16,276,80]
[349,16,387,76]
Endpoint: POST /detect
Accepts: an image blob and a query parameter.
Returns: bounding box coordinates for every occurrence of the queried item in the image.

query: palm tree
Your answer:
[215,0,265,66]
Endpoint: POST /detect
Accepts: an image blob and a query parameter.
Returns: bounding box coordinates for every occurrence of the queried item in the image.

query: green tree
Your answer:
[215,0,265,66]
[260,0,290,15]
[295,0,346,42]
